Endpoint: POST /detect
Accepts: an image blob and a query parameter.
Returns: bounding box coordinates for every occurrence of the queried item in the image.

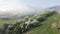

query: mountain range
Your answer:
[0,6,60,19]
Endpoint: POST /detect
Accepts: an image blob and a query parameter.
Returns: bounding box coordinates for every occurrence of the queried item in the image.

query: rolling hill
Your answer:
[25,14,60,34]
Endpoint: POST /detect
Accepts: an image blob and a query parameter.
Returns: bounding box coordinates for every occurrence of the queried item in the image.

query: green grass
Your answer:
[0,19,16,28]
[0,17,26,29]
[0,13,59,34]
[31,14,60,34]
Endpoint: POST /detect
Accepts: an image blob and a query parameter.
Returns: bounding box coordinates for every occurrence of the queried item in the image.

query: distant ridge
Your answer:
[48,6,60,11]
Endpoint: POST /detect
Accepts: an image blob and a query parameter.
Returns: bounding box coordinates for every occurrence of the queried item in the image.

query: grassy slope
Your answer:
[31,14,60,34]
[0,14,59,34]
[0,18,26,29]
[0,20,16,29]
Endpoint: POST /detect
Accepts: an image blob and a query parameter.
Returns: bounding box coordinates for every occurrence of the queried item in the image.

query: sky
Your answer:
[0,0,60,14]
[21,0,60,8]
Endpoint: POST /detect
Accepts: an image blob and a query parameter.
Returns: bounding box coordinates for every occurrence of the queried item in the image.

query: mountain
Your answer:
[0,10,41,19]
[44,6,60,14]
[49,6,60,11]
[0,6,60,19]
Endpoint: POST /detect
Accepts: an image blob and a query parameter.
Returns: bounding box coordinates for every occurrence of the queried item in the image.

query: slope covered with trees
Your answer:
[30,14,60,34]
[0,10,59,34]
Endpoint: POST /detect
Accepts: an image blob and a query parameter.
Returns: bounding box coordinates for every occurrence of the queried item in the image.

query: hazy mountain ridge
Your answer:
[48,6,60,13]
[0,6,60,19]
[0,10,41,19]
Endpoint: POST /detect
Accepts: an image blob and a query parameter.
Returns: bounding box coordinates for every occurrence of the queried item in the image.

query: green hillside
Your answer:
[0,11,59,34]
[29,14,60,34]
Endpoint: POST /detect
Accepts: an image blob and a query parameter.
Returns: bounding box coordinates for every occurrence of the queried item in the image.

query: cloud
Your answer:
[0,0,40,17]
[0,0,33,12]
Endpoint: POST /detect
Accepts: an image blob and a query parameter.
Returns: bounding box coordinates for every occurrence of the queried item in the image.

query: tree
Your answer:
[14,25,22,34]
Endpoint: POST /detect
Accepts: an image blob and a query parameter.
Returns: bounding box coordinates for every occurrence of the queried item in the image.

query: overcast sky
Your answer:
[0,0,60,13]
